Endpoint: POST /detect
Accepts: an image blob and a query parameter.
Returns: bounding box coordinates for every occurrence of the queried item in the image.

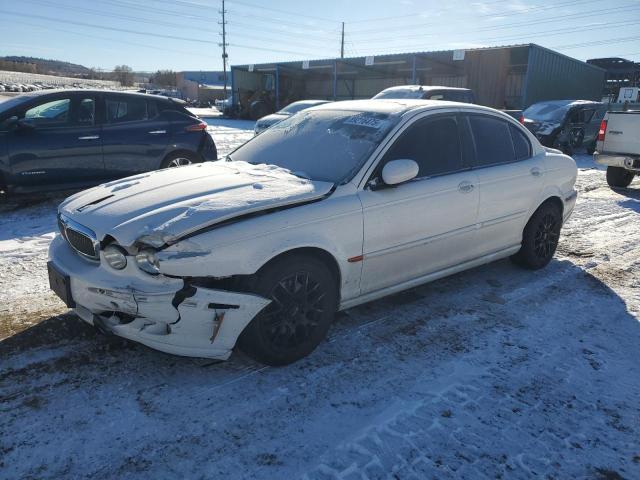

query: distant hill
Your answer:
[0,56,92,76]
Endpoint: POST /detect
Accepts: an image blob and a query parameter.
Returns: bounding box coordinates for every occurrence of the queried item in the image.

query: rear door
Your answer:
[7,93,104,188]
[101,95,170,176]
[464,113,545,255]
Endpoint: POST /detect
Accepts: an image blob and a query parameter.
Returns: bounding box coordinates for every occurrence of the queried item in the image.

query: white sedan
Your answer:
[48,100,577,365]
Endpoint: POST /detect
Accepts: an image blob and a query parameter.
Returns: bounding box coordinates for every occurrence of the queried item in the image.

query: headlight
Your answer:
[103,244,127,270]
[136,248,160,275]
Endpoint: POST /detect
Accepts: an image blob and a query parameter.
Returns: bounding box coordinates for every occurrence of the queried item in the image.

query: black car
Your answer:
[0,90,217,194]
[522,100,607,156]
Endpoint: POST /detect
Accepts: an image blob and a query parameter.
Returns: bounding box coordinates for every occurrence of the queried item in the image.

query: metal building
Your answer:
[230,43,605,115]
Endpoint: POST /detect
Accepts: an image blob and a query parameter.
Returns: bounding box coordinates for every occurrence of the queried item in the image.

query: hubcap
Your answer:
[534,213,559,259]
[168,157,192,168]
[261,272,326,349]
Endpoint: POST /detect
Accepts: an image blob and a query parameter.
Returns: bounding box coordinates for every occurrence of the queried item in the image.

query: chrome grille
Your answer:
[58,214,100,261]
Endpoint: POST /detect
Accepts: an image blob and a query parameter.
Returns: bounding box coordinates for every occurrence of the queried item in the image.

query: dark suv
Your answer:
[0,90,217,194]
[522,100,607,156]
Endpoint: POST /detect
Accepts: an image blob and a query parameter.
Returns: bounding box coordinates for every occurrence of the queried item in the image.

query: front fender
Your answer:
[155,191,364,302]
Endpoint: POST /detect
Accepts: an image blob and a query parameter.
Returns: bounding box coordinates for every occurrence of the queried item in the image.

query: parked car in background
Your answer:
[595,110,640,188]
[373,85,476,103]
[615,87,640,105]
[0,90,217,194]
[48,100,577,365]
[254,99,331,134]
[522,100,607,155]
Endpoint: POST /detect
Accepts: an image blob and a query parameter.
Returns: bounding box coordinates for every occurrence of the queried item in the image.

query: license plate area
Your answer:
[47,261,76,308]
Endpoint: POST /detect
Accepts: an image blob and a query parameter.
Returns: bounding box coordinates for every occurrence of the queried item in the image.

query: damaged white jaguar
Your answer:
[48,100,577,365]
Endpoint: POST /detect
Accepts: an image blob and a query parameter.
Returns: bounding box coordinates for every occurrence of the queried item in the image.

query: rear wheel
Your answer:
[606,166,634,188]
[239,254,338,366]
[511,202,562,270]
[160,152,198,169]
[586,141,596,155]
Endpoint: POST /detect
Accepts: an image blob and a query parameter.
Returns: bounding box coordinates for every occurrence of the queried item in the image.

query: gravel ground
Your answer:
[0,123,639,480]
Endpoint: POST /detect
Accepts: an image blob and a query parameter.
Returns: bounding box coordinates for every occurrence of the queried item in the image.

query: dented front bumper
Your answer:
[48,235,270,359]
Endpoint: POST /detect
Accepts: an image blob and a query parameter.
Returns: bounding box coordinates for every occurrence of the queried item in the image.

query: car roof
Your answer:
[10,89,182,103]
[289,99,331,105]
[528,99,603,108]
[381,85,472,93]
[311,99,504,116]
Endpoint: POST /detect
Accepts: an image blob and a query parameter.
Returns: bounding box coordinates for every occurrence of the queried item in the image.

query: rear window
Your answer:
[373,89,424,100]
[468,115,515,166]
[523,103,569,122]
[510,124,531,160]
[106,97,148,123]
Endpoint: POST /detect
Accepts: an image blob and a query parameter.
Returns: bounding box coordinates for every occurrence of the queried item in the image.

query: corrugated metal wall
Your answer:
[464,48,512,108]
[523,45,605,108]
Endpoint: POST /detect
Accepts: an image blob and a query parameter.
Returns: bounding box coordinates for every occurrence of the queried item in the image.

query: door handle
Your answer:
[458,181,475,193]
[78,135,100,140]
[148,130,166,134]
[530,167,542,177]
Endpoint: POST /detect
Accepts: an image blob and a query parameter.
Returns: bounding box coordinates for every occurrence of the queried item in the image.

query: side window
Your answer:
[468,115,515,166]
[23,99,71,127]
[106,97,148,123]
[582,109,595,123]
[148,101,159,119]
[383,116,462,178]
[509,124,532,160]
[76,98,95,126]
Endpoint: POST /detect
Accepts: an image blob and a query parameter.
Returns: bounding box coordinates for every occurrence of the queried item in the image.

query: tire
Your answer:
[511,202,562,270]
[552,135,572,156]
[606,166,634,188]
[238,254,338,366]
[586,141,596,155]
[160,151,198,169]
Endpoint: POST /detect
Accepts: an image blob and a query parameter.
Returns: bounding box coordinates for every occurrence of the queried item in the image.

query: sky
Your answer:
[0,0,638,72]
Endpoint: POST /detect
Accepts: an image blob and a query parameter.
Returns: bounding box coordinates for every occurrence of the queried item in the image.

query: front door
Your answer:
[7,95,103,188]
[101,95,170,176]
[358,114,480,294]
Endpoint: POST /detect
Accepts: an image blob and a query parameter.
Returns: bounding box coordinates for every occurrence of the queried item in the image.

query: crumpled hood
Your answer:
[59,161,333,247]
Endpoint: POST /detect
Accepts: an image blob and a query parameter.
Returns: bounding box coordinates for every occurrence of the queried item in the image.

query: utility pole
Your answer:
[340,22,345,59]
[219,0,229,97]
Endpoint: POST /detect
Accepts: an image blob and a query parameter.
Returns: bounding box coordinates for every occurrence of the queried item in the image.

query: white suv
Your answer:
[48,100,578,365]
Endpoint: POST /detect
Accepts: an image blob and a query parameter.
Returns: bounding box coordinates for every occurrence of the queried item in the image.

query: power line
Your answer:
[20,0,213,31]
[348,2,639,37]
[226,0,338,23]
[0,10,215,44]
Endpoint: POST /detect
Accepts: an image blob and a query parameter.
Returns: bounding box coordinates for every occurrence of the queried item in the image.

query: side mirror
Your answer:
[381,159,419,186]
[1,115,19,130]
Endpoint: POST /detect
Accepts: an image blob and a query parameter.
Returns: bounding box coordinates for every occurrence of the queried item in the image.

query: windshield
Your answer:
[278,101,322,115]
[373,89,423,100]
[523,103,570,122]
[0,95,32,114]
[230,109,400,183]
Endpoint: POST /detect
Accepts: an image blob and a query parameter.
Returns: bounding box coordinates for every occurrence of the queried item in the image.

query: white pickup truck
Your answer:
[595,110,640,187]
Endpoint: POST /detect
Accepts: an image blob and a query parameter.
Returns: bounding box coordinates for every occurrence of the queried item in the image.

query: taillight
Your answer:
[519,114,525,125]
[597,119,607,142]
[185,121,207,132]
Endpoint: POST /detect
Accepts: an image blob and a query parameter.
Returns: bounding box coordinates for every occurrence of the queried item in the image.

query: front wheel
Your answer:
[238,254,338,366]
[511,202,562,270]
[606,166,634,188]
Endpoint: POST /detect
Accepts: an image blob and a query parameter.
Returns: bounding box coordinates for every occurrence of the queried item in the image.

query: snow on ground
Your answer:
[1,127,639,479]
